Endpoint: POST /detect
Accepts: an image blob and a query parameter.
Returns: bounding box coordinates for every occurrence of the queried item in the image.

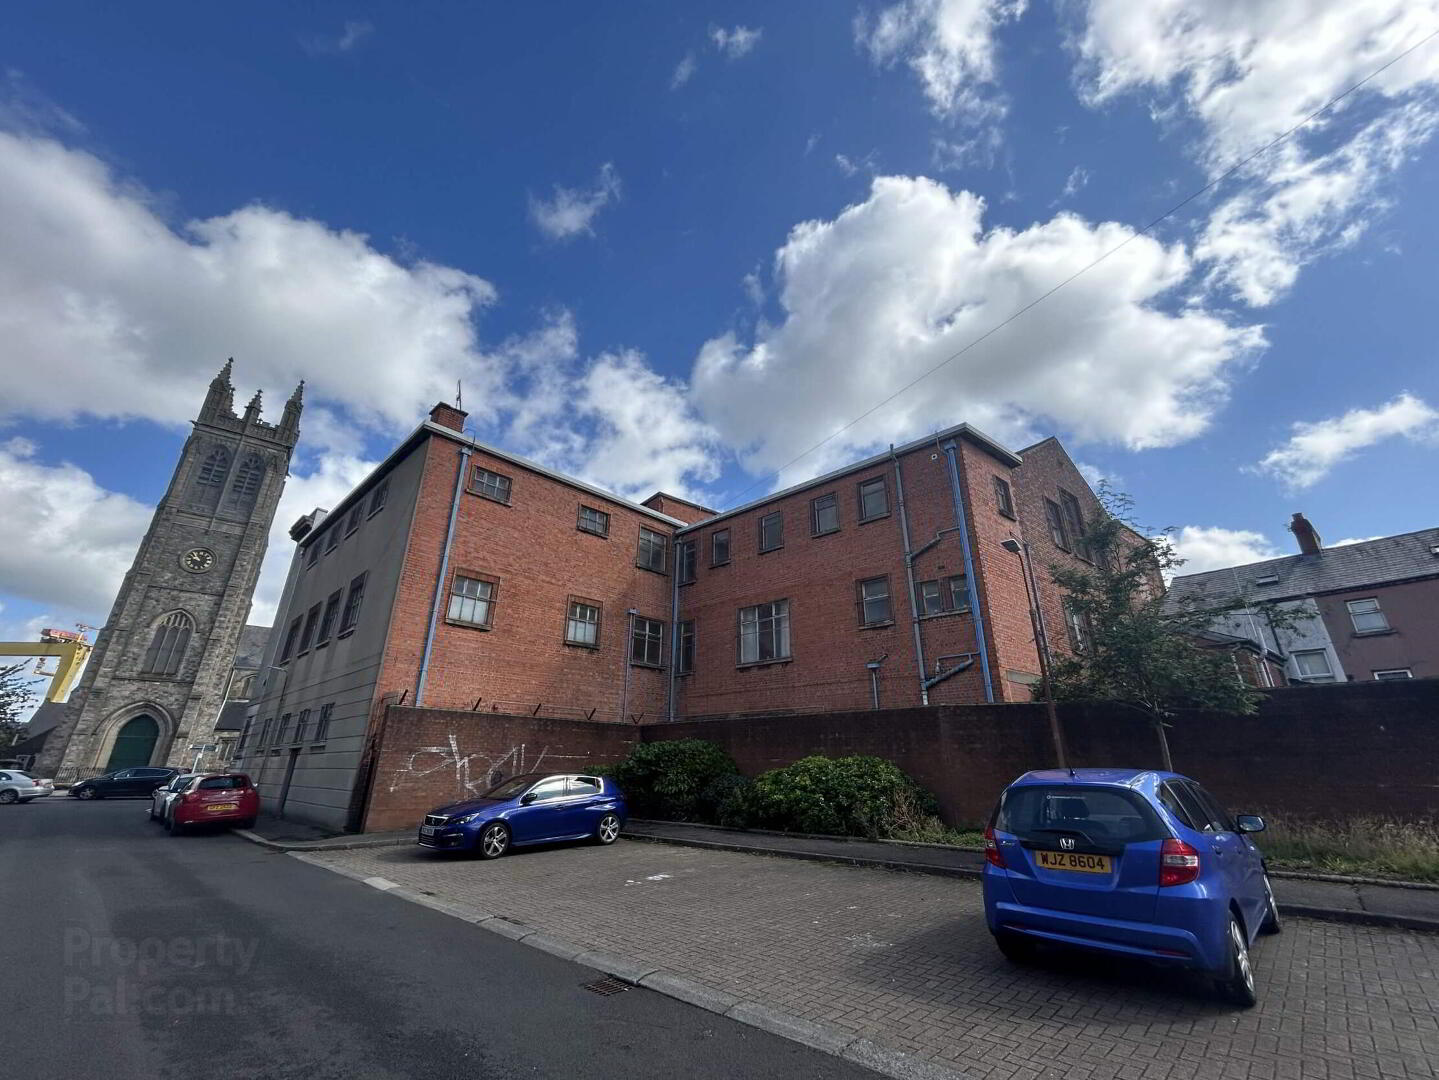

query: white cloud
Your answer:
[931,130,1003,171]
[1253,393,1439,489]
[528,163,622,241]
[690,175,1264,484]
[856,0,1026,122]
[1072,1,1439,306]
[710,25,763,60]
[1331,535,1383,547]
[671,53,697,89]
[1060,165,1090,198]
[300,20,374,56]
[1170,526,1283,575]
[834,151,879,176]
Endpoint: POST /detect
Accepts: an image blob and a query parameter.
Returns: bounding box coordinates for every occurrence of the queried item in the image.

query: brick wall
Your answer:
[364,704,638,831]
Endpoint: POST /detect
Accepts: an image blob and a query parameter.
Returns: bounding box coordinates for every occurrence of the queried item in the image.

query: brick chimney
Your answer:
[428,401,468,432]
[1289,512,1322,555]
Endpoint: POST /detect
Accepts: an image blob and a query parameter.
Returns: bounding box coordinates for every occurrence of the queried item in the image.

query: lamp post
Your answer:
[619,609,639,724]
[1001,537,1068,769]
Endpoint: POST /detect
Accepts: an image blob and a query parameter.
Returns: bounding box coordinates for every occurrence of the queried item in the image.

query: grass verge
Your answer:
[1256,816,1439,883]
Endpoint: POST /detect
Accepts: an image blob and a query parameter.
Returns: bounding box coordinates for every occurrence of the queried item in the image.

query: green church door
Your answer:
[105,715,160,771]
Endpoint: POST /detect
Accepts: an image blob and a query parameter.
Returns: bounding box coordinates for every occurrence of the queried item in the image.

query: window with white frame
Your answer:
[857,477,889,522]
[1346,597,1389,633]
[739,600,790,664]
[470,467,512,504]
[1062,598,1092,653]
[1374,668,1413,681]
[758,511,783,552]
[578,505,610,536]
[630,616,665,667]
[1292,649,1334,682]
[448,574,496,627]
[918,575,969,616]
[811,493,839,535]
[856,577,892,626]
[565,599,601,647]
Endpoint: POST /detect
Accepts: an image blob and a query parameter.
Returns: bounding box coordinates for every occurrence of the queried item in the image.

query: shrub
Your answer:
[702,773,755,828]
[608,740,738,821]
[745,755,938,839]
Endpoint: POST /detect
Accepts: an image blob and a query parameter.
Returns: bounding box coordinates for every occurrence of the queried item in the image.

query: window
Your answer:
[1044,499,1069,550]
[1292,649,1334,682]
[339,572,367,635]
[448,574,496,627]
[316,589,342,646]
[276,713,292,745]
[677,539,697,584]
[344,504,363,537]
[677,620,695,674]
[993,476,1015,518]
[324,527,339,555]
[142,612,193,676]
[995,785,1166,844]
[193,444,230,508]
[1374,668,1413,681]
[1346,597,1390,634]
[313,703,334,741]
[368,479,389,517]
[738,600,791,664]
[1059,490,1089,559]
[856,576,892,626]
[294,708,311,743]
[569,776,602,796]
[759,511,783,552]
[470,467,512,504]
[305,541,320,569]
[227,453,265,514]
[297,604,321,654]
[918,575,969,616]
[811,493,839,535]
[1062,598,1092,653]
[1158,783,1197,830]
[526,777,569,802]
[578,505,610,536]
[857,477,889,522]
[637,527,667,573]
[711,529,730,566]
[198,775,249,791]
[631,616,665,667]
[565,599,602,647]
[279,616,302,662]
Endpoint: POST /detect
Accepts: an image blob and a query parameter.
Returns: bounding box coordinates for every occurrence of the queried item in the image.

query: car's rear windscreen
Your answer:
[197,776,248,790]
[995,785,1167,844]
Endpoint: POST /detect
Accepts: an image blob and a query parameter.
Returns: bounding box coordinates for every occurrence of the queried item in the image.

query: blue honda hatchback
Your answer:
[982,769,1278,1006]
[418,772,627,858]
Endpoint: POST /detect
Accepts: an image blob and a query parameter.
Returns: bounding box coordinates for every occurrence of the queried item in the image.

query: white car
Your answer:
[0,770,53,803]
[148,774,202,822]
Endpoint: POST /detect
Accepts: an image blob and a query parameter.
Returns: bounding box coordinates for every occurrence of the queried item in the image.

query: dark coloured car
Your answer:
[418,772,626,857]
[983,769,1278,1007]
[68,767,181,799]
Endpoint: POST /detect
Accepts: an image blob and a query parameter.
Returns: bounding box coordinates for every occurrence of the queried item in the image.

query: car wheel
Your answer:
[76,787,98,800]
[165,813,183,835]
[476,822,510,860]
[994,931,1038,965]
[1216,915,1258,1008]
[1259,876,1282,935]
[0,789,18,804]
[593,813,621,846]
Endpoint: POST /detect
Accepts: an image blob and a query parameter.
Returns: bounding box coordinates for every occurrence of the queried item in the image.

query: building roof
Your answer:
[1168,526,1439,608]
[234,624,270,669]
[216,701,251,732]
[24,700,66,737]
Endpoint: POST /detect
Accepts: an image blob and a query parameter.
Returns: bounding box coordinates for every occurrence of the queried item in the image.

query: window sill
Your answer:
[577,527,610,539]
[337,628,356,640]
[919,609,971,622]
[678,579,696,587]
[468,490,512,506]
[630,661,664,670]
[758,545,784,555]
[1352,628,1395,637]
[858,513,891,525]
[635,564,669,576]
[997,509,1016,521]
[858,620,896,631]
[367,506,385,519]
[314,639,331,650]
[445,618,492,631]
[736,657,793,670]
[564,640,600,650]
[710,560,731,569]
[307,744,327,752]
[811,528,840,539]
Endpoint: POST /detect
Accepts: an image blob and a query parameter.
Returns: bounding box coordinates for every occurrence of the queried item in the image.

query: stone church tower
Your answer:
[40,362,302,781]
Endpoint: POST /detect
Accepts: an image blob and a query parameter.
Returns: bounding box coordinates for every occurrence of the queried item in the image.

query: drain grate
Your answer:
[582,976,632,997]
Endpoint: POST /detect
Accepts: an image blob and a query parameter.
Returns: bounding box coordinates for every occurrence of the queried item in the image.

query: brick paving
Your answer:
[309,839,1439,1079]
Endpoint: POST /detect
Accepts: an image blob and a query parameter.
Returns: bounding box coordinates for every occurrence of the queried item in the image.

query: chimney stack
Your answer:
[428,401,468,432]
[1289,512,1322,555]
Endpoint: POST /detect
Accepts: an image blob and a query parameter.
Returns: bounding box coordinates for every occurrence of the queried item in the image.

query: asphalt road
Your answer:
[0,797,878,1080]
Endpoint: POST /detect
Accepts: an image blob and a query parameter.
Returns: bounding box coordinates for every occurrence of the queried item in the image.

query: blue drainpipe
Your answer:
[941,441,994,703]
[416,443,472,706]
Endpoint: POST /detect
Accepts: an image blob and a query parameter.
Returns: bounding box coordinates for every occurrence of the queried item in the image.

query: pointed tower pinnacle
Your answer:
[213,358,234,387]
[280,379,304,440]
[200,358,236,421]
[243,388,263,424]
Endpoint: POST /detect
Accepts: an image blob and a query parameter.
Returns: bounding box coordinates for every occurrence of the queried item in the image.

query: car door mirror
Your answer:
[1234,814,1265,834]
[520,792,537,806]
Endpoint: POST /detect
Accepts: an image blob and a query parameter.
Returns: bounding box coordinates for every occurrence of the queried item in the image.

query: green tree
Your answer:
[0,662,41,749]
[1044,487,1302,771]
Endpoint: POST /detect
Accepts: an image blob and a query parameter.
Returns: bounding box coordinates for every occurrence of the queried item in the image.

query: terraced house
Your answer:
[237,402,1116,830]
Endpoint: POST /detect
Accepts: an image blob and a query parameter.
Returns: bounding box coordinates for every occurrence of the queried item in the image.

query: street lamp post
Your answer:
[1001,537,1069,769]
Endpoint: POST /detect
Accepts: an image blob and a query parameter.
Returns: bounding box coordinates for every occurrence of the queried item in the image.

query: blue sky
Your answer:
[1,0,1437,649]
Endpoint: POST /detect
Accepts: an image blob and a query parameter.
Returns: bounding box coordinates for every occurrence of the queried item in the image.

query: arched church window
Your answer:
[142,612,193,677]
[227,453,266,514]
[194,444,231,509]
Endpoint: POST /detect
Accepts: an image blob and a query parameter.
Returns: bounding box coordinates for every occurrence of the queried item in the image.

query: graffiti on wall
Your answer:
[386,732,596,797]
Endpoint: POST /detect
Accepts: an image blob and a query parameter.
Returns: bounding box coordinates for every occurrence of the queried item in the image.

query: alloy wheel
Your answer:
[480,824,509,859]
[597,815,620,844]
[0,789,17,804]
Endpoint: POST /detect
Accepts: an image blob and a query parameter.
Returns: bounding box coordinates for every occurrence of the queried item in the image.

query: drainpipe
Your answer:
[941,441,995,703]
[620,609,639,723]
[667,540,680,722]
[415,444,473,706]
[866,654,887,710]
[890,446,929,706]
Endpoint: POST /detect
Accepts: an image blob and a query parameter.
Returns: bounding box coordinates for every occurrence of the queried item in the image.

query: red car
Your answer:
[153,772,258,834]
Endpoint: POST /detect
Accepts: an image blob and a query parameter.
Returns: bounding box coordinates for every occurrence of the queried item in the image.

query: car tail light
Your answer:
[984,825,1005,869]
[1159,838,1200,886]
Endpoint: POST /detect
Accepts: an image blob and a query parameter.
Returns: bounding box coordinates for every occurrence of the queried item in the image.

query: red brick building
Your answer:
[238,404,1116,829]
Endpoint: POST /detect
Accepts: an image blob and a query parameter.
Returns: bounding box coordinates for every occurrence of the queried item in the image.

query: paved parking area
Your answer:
[309,839,1439,1079]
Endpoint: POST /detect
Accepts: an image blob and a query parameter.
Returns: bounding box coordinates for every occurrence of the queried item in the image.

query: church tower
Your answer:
[40,362,302,781]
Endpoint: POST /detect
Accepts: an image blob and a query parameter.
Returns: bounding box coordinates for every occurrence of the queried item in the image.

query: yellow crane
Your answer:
[0,628,93,702]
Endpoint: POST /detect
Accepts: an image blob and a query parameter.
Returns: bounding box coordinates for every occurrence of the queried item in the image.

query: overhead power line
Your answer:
[721,26,1439,507]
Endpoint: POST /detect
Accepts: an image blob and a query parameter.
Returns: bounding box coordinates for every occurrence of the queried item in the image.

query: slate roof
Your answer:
[234,624,271,670]
[1168,526,1439,608]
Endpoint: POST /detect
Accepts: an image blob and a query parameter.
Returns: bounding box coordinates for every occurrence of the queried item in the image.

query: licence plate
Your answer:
[1034,849,1111,874]
[206,803,239,813]
[419,825,440,837]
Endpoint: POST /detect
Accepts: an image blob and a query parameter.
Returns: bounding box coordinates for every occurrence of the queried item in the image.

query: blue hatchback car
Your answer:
[982,769,1278,1006]
[418,771,627,858]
